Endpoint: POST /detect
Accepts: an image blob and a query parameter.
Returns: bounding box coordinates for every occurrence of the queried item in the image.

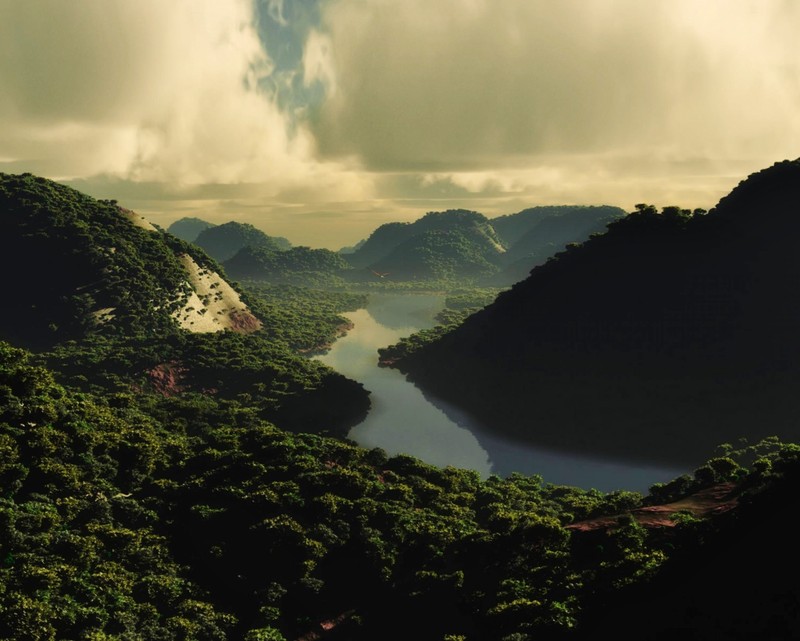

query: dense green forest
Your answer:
[2,171,800,639]
[194,222,291,263]
[179,206,625,289]
[4,341,800,640]
[389,160,800,467]
[225,246,352,288]
[0,173,370,438]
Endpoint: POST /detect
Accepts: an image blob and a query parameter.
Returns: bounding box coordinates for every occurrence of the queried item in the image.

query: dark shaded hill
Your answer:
[489,206,625,285]
[393,160,800,466]
[491,205,625,248]
[344,209,506,279]
[167,216,216,242]
[224,245,351,286]
[194,221,291,262]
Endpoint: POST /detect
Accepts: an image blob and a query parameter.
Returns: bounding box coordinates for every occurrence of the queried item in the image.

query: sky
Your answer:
[1,0,799,249]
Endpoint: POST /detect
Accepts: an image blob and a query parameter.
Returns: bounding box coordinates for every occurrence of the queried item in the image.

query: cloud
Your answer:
[0,0,369,201]
[313,0,800,178]
[3,1,799,249]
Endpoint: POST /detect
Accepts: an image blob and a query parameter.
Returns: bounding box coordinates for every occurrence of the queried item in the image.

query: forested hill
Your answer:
[0,172,368,437]
[488,205,625,285]
[490,205,625,249]
[0,173,260,347]
[344,209,505,272]
[194,220,291,262]
[224,245,351,286]
[392,159,800,466]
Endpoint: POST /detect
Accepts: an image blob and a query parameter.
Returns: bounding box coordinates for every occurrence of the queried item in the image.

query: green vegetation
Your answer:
[379,288,502,364]
[194,222,291,263]
[391,160,800,465]
[225,246,351,287]
[3,343,800,639]
[0,173,212,347]
[0,172,370,438]
[487,206,624,286]
[3,170,800,639]
[344,209,506,281]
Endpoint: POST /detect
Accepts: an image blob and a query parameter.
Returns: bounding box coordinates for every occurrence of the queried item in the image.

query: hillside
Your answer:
[345,209,506,280]
[490,205,624,247]
[167,216,216,242]
[486,206,625,285]
[0,173,368,437]
[194,221,291,262]
[0,174,260,347]
[391,160,800,466]
[2,341,799,639]
[2,172,800,639]
[224,245,351,286]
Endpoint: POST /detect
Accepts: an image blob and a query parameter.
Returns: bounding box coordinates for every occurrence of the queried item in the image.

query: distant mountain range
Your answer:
[165,206,624,287]
[341,207,624,284]
[390,160,800,466]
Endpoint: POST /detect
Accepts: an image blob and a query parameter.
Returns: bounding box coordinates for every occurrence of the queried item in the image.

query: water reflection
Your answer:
[316,294,686,492]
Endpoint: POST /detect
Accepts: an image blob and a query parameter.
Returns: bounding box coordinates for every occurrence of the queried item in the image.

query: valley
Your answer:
[1,168,799,639]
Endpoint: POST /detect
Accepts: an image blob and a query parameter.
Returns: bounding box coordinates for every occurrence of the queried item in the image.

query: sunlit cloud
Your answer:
[1,0,799,248]
[314,0,800,200]
[0,0,368,194]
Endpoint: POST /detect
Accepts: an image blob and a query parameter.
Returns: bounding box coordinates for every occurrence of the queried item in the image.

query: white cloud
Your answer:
[314,0,800,180]
[2,0,799,248]
[0,0,370,202]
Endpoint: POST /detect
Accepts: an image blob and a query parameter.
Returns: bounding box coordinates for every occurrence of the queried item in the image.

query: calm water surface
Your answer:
[316,293,685,492]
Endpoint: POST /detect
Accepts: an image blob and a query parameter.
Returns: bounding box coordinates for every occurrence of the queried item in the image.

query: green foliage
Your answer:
[3,172,800,639]
[242,284,366,353]
[379,287,502,364]
[391,160,800,465]
[194,221,291,262]
[225,246,351,287]
[0,173,206,347]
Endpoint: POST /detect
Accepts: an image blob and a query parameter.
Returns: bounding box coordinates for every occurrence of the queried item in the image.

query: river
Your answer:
[315,293,686,492]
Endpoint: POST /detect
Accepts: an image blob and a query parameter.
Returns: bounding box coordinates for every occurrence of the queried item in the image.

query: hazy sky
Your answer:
[1,0,799,248]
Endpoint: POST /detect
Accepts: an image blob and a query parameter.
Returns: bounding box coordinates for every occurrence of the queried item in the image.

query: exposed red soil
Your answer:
[567,482,740,532]
[228,309,262,333]
[295,610,355,641]
[146,361,187,397]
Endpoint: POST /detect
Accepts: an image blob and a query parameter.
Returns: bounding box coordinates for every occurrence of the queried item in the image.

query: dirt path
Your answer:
[567,482,739,532]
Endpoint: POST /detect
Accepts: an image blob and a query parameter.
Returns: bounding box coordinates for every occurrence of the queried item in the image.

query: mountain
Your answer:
[488,206,625,285]
[490,205,622,247]
[369,227,503,280]
[224,245,351,286]
[194,221,291,262]
[338,238,366,254]
[345,209,506,280]
[167,216,216,242]
[390,160,800,466]
[0,173,260,348]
